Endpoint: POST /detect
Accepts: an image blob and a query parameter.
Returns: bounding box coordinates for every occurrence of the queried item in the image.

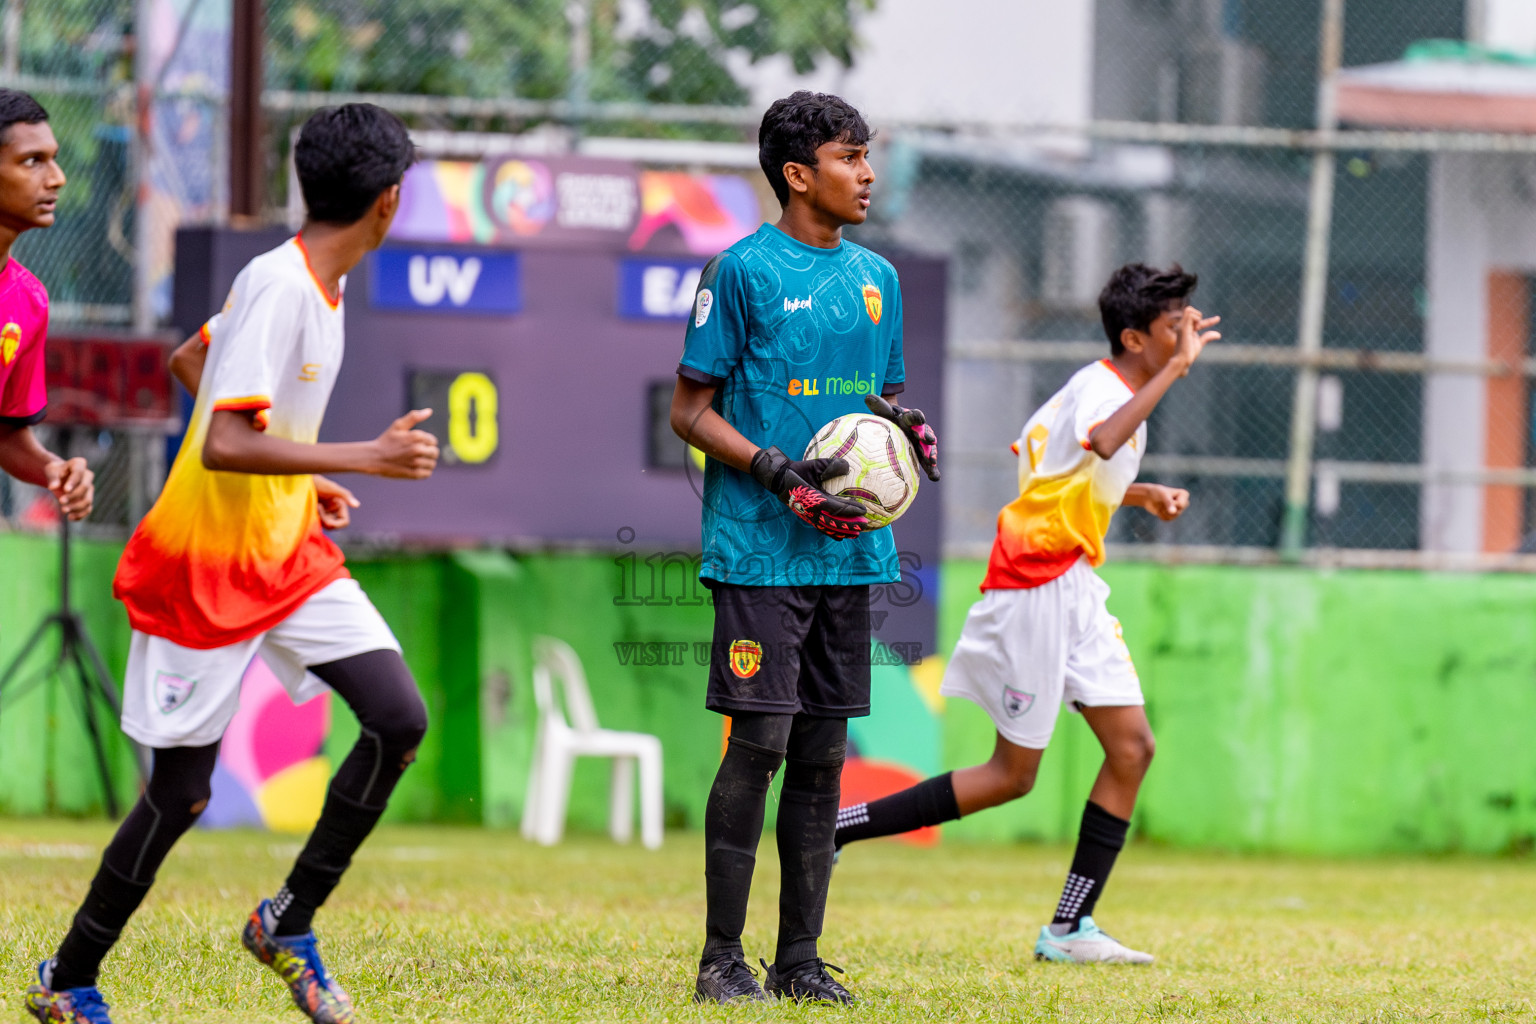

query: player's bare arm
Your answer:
[203,407,439,478]
[1089,306,1220,460]
[171,334,352,517]
[667,378,910,469]
[0,421,92,519]
[168,331,206,395]
[669,377,757,471]
[1124,482,1188,521]
[670,375,867,540]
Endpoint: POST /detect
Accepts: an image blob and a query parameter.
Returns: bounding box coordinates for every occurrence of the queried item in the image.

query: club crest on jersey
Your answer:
[862,284,882,324]
[154,671,197,714]
[1002,685,1035,718]
[0,322,18,366]
[729,640,763,679]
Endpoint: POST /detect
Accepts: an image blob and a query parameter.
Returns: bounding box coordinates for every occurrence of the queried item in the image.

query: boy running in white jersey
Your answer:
[834,263,1219,964]
[26,103,437,1024]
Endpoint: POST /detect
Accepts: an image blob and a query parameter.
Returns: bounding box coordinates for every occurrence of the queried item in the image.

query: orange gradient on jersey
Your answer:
[980,466,1120,590]
[114,390,346,650]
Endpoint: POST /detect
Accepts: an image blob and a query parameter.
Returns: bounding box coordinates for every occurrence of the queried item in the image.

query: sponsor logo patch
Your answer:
[1001,684,1035,718]
[154,671,197,714]
[694,288,714,327]
[0,322,19,366]
[862,284,882,324]
[729,639,763,679]
[783,295,812,314]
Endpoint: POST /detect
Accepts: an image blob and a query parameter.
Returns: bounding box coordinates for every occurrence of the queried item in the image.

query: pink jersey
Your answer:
[0,257,49,424]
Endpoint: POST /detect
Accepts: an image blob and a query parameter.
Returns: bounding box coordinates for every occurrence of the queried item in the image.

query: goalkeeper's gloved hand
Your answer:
[750,445,868,541]
[864,394,940,482]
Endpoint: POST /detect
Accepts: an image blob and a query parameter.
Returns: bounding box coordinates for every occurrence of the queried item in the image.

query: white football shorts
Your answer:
[939,558,1142,749]
[120,577,401,748]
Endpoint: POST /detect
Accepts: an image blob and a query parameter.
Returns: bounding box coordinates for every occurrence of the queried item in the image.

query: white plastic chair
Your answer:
[520,636,664,849]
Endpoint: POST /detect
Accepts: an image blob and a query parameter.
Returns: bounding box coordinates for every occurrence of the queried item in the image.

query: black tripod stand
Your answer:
[0,517,143,817]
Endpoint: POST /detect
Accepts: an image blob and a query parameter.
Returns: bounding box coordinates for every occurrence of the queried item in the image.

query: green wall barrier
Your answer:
[0,533,138,817]
[9,530,1536,855]
[941,560,1536,855]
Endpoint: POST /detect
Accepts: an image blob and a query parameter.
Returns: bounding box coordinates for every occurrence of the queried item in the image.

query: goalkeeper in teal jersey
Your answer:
[670,91,938,1005]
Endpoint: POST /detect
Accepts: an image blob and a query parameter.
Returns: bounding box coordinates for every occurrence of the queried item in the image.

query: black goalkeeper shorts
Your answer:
[704,582,873,719]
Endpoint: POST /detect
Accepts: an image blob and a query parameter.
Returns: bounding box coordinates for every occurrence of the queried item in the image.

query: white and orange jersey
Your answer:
[981,359,1143,590]
[115,236,350,649]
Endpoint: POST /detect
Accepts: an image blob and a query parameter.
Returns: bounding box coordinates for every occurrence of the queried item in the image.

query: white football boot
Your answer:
[1034,917,1154,964]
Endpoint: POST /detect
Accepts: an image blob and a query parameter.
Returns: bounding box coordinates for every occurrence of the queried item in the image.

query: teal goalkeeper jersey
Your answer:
[677,222,907,587]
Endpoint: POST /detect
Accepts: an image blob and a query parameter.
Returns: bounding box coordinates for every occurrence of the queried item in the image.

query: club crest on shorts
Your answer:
[154,671,196,714]
[729,639,762,679]
[1002,684,1035,718]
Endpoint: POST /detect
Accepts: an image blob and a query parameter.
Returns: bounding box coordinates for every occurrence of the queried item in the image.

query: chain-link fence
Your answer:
[11,0,1536,569]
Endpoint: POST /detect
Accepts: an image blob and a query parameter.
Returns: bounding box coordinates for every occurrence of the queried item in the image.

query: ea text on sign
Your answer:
[617,258,708,320]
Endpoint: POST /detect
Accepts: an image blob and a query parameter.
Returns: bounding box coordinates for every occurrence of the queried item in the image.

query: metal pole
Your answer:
[566,0,591,134]
[229,0,264,220]
[1279,0,1346,558]
[3,0,21,77]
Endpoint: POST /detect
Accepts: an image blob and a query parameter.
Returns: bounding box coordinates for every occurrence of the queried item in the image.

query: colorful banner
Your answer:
[202,656,331,833]
[390,156,767,256]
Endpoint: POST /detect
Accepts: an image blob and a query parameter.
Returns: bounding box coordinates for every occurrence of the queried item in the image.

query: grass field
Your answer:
[3,819,1534,1023]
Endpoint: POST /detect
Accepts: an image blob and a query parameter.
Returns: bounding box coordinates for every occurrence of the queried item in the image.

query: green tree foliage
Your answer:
[266,0,876,105]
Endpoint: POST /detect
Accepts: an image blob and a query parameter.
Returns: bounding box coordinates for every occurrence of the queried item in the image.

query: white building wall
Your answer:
[1472,0,1536,52]
[1422,153,1536,552]
[735,0,1094,127]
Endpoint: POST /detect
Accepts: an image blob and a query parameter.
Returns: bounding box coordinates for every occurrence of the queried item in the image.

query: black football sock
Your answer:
[272,650,428,937]
[834,771,959,846]
[51,743,219,990]
[700,713,793,967]
[1050,801,1130,932]
[774,715,847,971]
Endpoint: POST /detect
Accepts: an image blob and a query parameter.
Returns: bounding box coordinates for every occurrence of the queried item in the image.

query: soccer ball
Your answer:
[803,414,919,529]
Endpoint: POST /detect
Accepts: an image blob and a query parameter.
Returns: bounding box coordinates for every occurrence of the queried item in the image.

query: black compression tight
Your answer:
[49,648,427,986]
[701,712,848,970]
[50,743,220,989]
[272,649,428,935]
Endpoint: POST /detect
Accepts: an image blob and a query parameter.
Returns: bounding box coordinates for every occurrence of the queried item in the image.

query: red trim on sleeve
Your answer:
[1082,419,1107,450]
[212,396,271,413]
[198,322,212,346]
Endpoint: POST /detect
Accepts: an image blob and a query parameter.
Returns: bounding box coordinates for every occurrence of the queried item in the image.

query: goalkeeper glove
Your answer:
[864,394,940,482]
[749,445,868,541]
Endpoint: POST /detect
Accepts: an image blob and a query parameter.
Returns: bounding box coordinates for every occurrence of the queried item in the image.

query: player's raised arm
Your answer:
[1089,304,1219,460]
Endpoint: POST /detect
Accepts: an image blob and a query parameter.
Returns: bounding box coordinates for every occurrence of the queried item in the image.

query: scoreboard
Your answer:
[172,153,946,655]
